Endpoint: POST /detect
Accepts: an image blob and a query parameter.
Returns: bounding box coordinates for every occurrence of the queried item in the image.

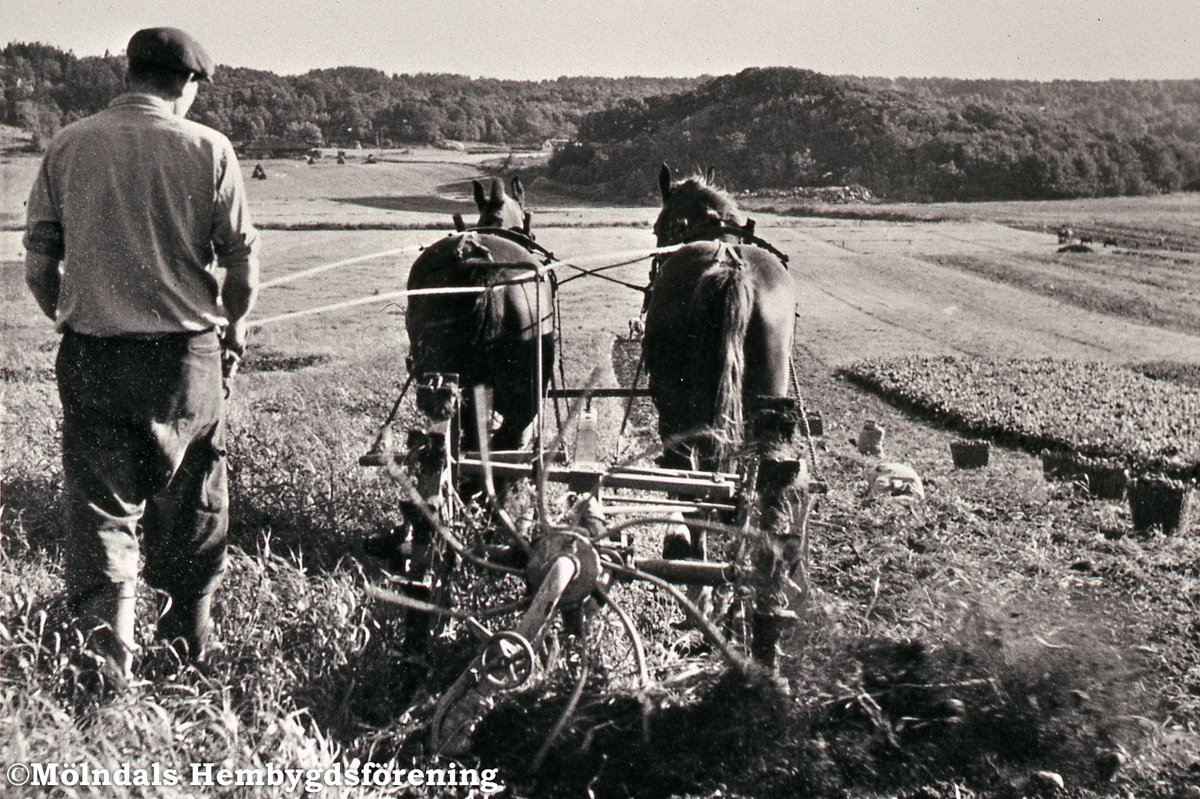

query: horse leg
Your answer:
[746,396,809,670]
[742,286,794,401]
[488,332,552,453]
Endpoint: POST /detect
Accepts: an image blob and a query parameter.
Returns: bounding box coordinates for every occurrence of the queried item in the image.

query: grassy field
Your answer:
[3,150,1200,798]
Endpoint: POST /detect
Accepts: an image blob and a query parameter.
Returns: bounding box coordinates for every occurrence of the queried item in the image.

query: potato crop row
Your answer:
[841,356,1200,480]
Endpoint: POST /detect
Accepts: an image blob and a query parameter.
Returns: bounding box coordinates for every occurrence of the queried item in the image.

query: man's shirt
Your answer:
[24,93,259,336]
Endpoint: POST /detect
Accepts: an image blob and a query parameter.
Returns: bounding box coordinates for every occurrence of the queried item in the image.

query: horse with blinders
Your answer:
[642,164,809,669]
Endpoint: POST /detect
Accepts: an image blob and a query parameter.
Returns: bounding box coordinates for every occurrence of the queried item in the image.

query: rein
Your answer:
[556,257,654,292]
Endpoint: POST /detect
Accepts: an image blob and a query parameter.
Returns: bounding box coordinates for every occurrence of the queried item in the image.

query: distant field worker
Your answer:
[23,27,260,685]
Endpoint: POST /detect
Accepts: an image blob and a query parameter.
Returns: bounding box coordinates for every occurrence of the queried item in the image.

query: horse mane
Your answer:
[674,176,743,223]
[656,176,747,246]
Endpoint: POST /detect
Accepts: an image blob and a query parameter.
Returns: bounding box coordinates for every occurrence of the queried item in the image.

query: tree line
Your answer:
[547,67,1200,201]
[6,42,1200,203]
[1,42,698,150]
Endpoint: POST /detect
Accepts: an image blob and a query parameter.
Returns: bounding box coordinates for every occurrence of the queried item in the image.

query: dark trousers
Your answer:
[57,329,228,610]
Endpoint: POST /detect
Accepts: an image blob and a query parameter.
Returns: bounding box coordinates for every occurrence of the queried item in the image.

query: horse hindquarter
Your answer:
[405,234,553,451]
[644,246,754,468]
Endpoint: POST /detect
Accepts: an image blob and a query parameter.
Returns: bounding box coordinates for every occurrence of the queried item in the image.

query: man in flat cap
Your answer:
[24,27,259,685]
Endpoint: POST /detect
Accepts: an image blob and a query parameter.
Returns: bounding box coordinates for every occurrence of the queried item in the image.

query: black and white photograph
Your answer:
[3,1,1199,797]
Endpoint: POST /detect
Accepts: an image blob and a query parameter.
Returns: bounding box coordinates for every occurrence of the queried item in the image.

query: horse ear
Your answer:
[489,177,504,204]
[473,179,487,210]
[659,163,672,201]
[510,175,524,204]
[705,166,715,184]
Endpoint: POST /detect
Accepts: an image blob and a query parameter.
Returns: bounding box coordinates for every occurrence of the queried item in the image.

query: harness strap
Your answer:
[713,240,745,270]
[674,221,790,266]
[462,225,557,262]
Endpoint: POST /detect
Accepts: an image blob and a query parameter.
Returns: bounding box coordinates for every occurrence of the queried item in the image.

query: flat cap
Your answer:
[127,27,214,81]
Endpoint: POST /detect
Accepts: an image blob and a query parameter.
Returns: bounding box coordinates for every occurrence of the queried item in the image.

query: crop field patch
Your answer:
[843,356,1200,481]
[1136,360,1200,389]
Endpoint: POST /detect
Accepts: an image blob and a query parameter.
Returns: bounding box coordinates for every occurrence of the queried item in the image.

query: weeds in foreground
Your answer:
[3,329,1198,799]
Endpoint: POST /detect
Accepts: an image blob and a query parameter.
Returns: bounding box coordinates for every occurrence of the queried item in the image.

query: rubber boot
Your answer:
[399,583,434,657]
[749,397,804,538]
[157,592,214,663]
[751,610,796,696]
[756,458,805,537]
[77,582,137,687]
[750,612,781,669]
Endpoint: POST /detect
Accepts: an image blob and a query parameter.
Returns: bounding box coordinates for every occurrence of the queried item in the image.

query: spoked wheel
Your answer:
[427,513,762,757]
[479,630,538,690]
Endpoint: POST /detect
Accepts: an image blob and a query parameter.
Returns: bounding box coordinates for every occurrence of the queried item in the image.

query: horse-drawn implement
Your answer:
[358,169,825,757]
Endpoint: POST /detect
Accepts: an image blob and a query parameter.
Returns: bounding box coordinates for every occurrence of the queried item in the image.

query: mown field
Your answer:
[2,149,1199,799]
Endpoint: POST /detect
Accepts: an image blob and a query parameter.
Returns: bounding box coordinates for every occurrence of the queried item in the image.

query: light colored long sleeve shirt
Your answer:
[24,93,259,336]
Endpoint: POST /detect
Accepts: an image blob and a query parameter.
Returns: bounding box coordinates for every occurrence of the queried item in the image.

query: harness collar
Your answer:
[464,226,556,261]
[664,220,790,266]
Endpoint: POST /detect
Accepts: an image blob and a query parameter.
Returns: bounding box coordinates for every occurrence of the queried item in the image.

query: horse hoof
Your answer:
[662,533,693,560]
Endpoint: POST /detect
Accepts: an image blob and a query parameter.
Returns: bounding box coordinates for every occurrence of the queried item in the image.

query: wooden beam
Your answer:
[546,387,654,399]
[456,459,741,499]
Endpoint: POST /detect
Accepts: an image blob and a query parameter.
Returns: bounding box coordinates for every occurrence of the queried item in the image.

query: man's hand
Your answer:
[222,318,249,359]
[220,320,248,398]
[218,259,257,399]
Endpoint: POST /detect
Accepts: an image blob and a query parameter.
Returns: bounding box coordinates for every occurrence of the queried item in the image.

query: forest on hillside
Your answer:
[1,42,698,149]
[548,68,1200,201]
[6,42,1200,203]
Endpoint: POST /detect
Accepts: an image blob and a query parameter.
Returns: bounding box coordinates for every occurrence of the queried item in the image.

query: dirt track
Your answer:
[771,218,1200,367]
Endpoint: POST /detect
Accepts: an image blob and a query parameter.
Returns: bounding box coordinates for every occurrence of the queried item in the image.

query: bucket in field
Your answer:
[857,420,884,456]
[950,440,990,469]
[1040,450,1128,499]
[1081,459,1128,500]
[1041,449,1083,482]
[1128,476,1194,535]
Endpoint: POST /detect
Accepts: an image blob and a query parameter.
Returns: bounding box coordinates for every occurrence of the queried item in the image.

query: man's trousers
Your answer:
[57,329,229,615]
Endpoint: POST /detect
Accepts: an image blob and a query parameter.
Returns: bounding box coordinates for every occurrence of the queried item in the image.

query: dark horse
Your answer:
[405,176,554,454]
[643,164,805,669]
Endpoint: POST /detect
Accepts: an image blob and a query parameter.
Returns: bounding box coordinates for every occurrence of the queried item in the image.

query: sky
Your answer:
[5,0,1200,82]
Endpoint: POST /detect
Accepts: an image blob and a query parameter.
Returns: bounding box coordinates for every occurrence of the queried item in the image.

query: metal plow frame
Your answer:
[360,260,822,761]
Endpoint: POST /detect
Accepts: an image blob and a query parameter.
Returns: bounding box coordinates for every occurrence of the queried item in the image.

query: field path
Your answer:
[767,220,1200,367]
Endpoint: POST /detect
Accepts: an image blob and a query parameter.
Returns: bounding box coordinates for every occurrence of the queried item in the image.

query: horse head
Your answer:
[473,175,527,231]
[654,163,744,247]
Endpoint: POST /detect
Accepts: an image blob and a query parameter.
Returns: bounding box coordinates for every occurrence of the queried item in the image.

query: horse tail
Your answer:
[696,266,752,467]
[469,266,506,343]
